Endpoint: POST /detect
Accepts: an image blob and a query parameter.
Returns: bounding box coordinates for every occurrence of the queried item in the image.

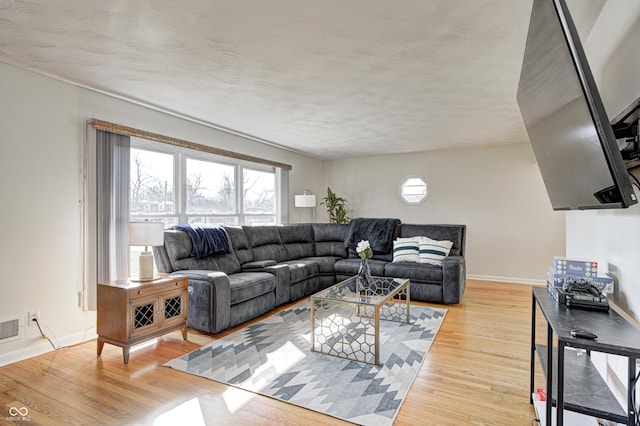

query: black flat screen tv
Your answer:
[517,0,637,210]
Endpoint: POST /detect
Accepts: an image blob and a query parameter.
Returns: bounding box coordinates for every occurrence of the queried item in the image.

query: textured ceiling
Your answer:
[0,0,603,159]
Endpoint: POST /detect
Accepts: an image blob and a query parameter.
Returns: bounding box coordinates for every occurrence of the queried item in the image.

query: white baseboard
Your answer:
[0,328,97,367]
[467,274,545,286]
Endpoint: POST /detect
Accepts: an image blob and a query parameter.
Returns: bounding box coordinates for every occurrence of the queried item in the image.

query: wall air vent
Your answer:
[0,316,21,343]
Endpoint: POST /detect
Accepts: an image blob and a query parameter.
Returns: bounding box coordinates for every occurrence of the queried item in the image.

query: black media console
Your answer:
[531,287,640,425]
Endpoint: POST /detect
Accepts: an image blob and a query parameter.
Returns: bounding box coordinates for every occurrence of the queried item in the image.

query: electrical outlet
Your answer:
[27,310,39,326]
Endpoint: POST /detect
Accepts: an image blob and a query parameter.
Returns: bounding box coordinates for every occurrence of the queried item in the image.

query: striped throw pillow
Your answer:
[418,236,453,266]
[392,238,420,262]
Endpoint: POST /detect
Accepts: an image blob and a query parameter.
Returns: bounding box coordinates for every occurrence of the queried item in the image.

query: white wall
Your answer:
[0,62,323,365]
[567,0,640,323]
[566,0,640,409]
[325,143,566,283]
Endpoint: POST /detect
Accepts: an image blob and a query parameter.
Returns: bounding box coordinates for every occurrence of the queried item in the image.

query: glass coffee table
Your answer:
[310,275,410,365]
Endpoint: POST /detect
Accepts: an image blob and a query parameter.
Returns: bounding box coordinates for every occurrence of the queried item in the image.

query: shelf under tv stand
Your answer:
[535,344,626,421]
[530,287,640,426]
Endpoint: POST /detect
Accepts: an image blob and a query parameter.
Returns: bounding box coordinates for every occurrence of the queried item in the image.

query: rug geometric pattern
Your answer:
[165,302,446,426]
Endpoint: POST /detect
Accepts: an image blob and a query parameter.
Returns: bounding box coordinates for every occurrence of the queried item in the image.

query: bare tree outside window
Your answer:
[130,149,174,214]
[243,168,275,214]
[186,158,235,214]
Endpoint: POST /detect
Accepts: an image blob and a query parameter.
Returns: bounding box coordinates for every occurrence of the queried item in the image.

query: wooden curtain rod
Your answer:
[88,118,292,170]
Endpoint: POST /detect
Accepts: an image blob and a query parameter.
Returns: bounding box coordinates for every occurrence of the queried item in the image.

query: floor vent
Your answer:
[0,317,21,343]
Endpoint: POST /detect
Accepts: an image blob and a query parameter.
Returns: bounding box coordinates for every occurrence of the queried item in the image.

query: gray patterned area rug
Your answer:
[165,302,446,425]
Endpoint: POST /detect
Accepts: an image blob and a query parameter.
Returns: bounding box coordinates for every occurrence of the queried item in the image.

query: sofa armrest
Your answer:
[442,255,466,304]
[174,271,231,333]
[263,264,291,306]
[242,260,277,270]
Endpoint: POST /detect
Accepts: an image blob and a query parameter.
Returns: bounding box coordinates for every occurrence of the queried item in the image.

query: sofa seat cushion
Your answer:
[334,258,386,277]
[302,256,340,274]
[278,260,320,283]
[383,262,443,283]
[229,272,277,305]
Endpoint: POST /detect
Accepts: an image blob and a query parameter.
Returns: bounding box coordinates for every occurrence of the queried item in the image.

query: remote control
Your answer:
[570,329,597,339]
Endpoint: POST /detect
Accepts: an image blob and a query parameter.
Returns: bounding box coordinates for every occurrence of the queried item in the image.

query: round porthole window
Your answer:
[400,176,428,205]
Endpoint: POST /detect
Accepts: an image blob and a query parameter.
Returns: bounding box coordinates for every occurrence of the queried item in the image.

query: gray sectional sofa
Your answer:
[153,220,466,334]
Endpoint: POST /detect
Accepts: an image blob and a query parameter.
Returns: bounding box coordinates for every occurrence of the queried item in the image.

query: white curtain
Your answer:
[278,168,289,224]
[83,125,130,310]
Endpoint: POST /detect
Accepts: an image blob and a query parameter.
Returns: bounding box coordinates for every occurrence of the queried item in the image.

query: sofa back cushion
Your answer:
[224,226,254,265]
[242,226,287,262]
[312,223,348,258]
[163,230,241,274]
[399,224,466,257]
[153,243,174,273]
[278,224,315,260]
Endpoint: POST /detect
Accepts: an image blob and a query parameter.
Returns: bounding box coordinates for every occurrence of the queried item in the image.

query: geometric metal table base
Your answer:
[310,276,410,365]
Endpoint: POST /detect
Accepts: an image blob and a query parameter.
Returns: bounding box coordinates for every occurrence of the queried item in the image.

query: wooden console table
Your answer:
[97,275,188,364]
[531,287,640,425]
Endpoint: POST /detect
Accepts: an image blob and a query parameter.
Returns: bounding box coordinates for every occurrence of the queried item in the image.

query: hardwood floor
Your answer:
[0,280,539,425]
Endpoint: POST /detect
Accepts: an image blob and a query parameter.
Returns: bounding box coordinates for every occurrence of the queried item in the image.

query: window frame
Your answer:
[399,175,429,205]
[130,138,280,226]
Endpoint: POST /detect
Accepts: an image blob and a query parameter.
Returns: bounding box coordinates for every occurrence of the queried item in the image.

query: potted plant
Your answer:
[320,187,351,224]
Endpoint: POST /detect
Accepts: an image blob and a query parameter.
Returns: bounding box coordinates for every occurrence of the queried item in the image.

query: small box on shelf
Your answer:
[551,256,598,277]
[546,267,614,294]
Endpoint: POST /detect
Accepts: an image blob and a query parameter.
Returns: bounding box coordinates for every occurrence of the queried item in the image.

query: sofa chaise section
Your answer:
[384,224,466,304]
[154,229,278,333]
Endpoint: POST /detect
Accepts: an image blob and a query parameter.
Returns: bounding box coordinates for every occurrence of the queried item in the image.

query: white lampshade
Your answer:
[295,194,316,208]
[129,222,164,281]
[128,222,165,247]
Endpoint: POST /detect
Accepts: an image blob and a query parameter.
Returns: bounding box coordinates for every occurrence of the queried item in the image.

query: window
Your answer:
[130,138,278,227]
[243,168,276,225]
[85,120,289,310]
[131,148,174,216]
[186,158,235,215]
[400,176,429,205]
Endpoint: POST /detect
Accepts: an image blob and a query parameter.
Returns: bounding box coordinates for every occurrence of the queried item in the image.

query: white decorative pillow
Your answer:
[392,237,420,263]
[418,236,453,266]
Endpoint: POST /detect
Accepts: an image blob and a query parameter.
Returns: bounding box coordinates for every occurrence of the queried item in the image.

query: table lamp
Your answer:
[129,221,165,281]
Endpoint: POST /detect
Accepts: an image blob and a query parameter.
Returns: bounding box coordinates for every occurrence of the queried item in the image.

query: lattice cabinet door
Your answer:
[129,296,160,339]
[160,290,187,328]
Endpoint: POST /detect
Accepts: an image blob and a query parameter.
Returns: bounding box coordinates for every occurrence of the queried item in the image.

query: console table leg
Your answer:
[181,325,188,341]
[530,293,536,405]
[557,341,565,426]
[97,338,104,356]
[546,323,553,426]
[406,284,411,324]
[628,357,637,426]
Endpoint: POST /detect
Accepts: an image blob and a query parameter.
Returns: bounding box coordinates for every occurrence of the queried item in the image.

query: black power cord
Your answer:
[32,317,56,350]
